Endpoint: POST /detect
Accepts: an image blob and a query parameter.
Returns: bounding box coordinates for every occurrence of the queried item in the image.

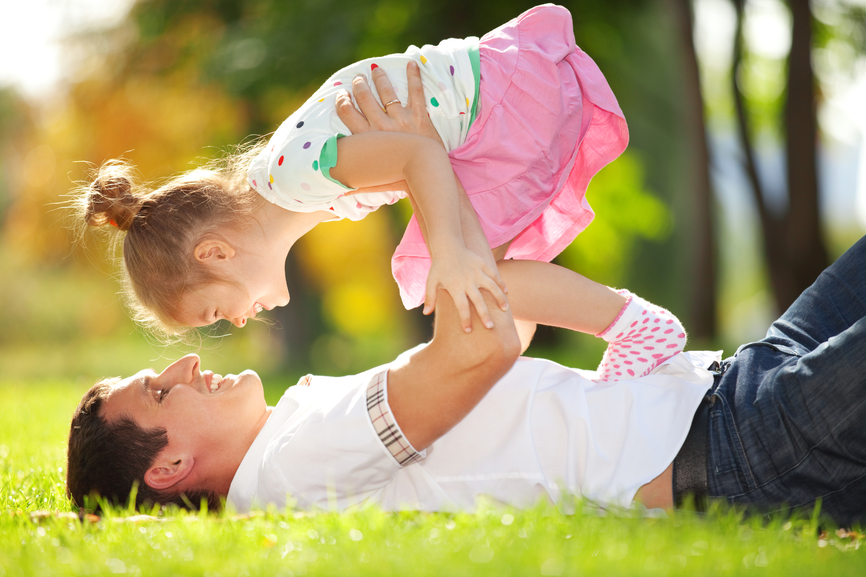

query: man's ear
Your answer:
[144,454,194,491]
[194,239,235,264]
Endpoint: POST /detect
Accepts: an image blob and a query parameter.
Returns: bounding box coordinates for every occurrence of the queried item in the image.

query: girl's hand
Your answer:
[424,244,509,332]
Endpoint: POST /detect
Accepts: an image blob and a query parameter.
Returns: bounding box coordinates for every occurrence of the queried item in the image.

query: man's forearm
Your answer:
[387,289,520,450]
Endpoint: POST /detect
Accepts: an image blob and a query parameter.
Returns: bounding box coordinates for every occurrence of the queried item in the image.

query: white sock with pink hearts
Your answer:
[593,291,687,382]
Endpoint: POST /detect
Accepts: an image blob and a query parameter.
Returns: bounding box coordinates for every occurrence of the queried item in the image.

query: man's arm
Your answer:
[387,289,521,450]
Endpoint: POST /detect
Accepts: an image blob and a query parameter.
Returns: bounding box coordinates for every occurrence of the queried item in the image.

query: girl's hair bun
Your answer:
[85,161,141,231]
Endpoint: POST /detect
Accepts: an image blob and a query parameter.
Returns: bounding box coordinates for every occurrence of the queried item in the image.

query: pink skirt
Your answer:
[392,4,629,309]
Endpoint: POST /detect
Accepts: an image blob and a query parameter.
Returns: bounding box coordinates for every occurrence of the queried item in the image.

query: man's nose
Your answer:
[160,354,201,383]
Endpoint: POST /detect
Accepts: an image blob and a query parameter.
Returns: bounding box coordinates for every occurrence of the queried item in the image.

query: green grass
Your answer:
[1,381,864,576]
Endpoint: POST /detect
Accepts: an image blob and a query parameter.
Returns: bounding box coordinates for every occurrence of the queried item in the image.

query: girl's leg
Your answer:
[513,319,537,354]
[496,260,687,380]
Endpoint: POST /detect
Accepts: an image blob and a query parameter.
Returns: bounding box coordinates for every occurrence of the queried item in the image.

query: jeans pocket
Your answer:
[707,398,756,497]
[709,410,741,475]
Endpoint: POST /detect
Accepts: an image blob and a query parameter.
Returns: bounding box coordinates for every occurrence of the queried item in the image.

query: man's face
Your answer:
[101,354,271,492]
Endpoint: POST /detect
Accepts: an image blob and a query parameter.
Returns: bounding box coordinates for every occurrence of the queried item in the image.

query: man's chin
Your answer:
[233,369,263,391]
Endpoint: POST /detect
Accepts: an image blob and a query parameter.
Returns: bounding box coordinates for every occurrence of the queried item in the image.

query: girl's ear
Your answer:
[144,453,194,491]
[194,239,236,264]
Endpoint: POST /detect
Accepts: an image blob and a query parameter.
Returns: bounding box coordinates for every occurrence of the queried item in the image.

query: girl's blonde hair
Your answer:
[72,144,265,338]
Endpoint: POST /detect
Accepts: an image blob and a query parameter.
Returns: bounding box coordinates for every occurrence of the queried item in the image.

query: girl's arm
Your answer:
[336,66,506,321]
[330,130,506,332]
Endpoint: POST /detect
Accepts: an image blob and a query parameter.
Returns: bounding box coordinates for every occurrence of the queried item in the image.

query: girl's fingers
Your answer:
[467,288,495,330]
[371,66,401,112]
[494,272,508,295]
[453,294,474,333]
[336,89,370,133]
[478,276,509,313]
[476,263,510,310]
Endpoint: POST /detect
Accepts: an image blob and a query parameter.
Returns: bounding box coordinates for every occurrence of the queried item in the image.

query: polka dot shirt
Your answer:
[248,37,480,221]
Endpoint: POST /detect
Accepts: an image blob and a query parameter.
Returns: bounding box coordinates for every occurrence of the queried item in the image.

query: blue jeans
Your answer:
[707,235,866,525]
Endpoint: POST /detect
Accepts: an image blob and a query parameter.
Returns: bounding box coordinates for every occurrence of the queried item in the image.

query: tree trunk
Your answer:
[731,0,828,316]
[782,0,828,308]
[672,0,717,340]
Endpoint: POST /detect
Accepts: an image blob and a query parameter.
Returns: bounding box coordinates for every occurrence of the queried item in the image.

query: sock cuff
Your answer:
[595,290,640,340]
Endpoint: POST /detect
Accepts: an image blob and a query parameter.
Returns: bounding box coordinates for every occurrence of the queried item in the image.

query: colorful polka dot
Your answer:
[312,160,319,170]
[371,63,379,70]
[303,142,311,149]
[269,174,274,183]
[466,97,470,108]
[334,81,343,86]
[450,65,454,75]
[278,156,284,166]
[420,55,428,64]
[356,202,363,209]
[318,98,325,102]
[300,183,311,191]
[252,180,257,187]
[430,97,439,107]
[296,121,304,128]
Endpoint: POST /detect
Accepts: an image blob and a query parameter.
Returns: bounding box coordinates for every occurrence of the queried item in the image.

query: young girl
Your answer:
[77,5,681,380]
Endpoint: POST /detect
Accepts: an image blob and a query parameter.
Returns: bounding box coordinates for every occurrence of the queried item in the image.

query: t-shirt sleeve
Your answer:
[256,369,423,511]
[248,107,355,213]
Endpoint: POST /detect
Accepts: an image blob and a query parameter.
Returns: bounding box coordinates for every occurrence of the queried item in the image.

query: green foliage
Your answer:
[557,151,671,287]
[1,380,865,576]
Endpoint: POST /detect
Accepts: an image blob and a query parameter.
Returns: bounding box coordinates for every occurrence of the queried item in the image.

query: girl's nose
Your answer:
[231,317,247,328]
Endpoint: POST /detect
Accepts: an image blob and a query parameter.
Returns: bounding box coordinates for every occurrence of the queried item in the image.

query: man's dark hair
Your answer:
[66,378,220,511]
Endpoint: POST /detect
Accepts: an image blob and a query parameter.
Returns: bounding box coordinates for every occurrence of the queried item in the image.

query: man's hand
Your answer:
[337,61,444,146]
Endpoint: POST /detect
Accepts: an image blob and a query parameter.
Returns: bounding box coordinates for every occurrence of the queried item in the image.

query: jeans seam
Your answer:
[712,392,756,490]
[729,392,866,499]
[757,468,866,518]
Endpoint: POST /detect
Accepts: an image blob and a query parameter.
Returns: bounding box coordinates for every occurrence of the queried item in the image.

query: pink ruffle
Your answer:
[392,4,629,309]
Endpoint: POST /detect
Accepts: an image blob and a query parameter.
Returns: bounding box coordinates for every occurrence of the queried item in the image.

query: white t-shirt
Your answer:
[247,37,480,221]
[227,349,719,513]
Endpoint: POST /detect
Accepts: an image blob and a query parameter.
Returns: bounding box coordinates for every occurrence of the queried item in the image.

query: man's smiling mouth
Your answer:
[208,373,223,393]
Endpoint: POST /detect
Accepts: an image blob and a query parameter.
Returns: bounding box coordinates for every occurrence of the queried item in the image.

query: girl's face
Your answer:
[178,232,291,328]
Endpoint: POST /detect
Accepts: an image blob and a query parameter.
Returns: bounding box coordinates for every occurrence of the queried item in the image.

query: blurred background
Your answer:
[0,0,864,393]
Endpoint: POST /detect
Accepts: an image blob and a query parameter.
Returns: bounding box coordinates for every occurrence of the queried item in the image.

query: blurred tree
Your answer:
[0,88,31,226]
[671,0,718,342]
[730,0,829,314]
